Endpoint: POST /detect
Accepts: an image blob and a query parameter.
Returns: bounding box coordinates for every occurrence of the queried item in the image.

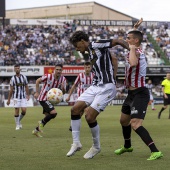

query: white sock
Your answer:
[90,124,100,149]
[14,116,20,126]
[151,102,154,109]
[71,119,81,144]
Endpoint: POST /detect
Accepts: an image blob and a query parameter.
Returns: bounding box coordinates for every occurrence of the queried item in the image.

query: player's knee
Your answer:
[120,118,129,126]
[71,106,80,115]
[21,112,26,115]
[130,119,141,130]
[51,113,57,119]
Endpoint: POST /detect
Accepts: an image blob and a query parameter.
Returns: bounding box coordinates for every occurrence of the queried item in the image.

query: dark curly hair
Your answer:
[70,31,89,45]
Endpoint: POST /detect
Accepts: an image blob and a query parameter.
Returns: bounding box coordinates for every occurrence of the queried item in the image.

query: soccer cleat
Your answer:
[114,146,133,155]
[66,143,82,157]
[147,151,163,160]
[32,130,43,137]
[15,125,20,130]
[19,124,22,129]
[83,146,101,159]
[38,121,44,132]
[152,108,156,110]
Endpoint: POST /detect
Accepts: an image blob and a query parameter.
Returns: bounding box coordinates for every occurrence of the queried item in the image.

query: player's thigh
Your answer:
[39,101,55,114]
[131,90,149,119]
[91,83,116,113]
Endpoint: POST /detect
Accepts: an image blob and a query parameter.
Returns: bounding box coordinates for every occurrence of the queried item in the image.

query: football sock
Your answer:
[88,121,100,149]
[159,107,165,114]
[42,113,57,126]
[122,125,132,148]
[135,126,159,152]
[14,115,20,125]
[19,112,26,121]
[71,115,81,143]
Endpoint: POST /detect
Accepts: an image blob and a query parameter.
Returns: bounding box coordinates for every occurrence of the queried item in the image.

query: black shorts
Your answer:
[121,87,149,119]
[163,94,170,105]
[39,101,54,114]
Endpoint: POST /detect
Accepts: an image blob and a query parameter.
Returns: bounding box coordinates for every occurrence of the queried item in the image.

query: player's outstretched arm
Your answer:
[133,18,143,30]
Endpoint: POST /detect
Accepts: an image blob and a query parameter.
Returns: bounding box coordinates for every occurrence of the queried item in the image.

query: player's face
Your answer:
[126,34,137,45]
[148,80,152,84]
[84,65,92,74]
[14,66,20,75]
[74,40,87,54]
[54,66,62,77]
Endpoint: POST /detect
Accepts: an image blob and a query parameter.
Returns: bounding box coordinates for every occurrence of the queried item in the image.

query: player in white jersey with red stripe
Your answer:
[32,64,66,137]
[145,79,156,110]
[114,30,163,160]
[66,61,94,131]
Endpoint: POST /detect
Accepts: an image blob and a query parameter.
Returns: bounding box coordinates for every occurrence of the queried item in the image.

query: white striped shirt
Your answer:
[74,72,94,97]
[145,84,153,95]
[38,73,66,101]
[125,49,147,88]
[88,39,115,85]
[10,74,28,99]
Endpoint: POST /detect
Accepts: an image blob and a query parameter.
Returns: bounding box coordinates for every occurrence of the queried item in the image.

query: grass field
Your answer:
[0,105,169,170]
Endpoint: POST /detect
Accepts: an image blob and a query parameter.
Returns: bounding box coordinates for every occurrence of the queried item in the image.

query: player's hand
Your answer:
[34,92,39,99]
[6,100,10,105]
[65,96,70,102]
[133,18,143,30]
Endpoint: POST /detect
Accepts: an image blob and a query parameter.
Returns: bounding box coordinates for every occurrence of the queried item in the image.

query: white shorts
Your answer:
[13,98,27,108]
[77,83,116,113]
[150,94,153,100]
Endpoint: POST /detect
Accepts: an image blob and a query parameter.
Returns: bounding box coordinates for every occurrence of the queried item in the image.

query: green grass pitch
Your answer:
[0,105,169,170]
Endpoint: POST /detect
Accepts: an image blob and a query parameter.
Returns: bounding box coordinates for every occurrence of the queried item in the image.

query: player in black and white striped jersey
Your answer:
[7,64,29,130]
[66,30,129,159]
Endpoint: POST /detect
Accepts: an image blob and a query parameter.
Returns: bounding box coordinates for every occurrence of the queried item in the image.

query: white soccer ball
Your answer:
[46,88,63,104]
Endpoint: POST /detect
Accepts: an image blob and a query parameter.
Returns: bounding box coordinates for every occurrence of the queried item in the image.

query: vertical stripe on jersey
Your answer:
[14,75,19,99]
[135,61,140,87]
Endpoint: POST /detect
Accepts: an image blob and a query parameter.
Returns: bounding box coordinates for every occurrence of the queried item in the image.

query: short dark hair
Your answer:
[55,64,63,68]
[14,64,20,67]
[128,30,143,43]
[84,61,91,66]
[70,31,89,45]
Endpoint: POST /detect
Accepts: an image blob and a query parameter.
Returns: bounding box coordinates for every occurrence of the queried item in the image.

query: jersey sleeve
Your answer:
[161,80,166,86]
[41,74,48,83]
[74,73,81,85]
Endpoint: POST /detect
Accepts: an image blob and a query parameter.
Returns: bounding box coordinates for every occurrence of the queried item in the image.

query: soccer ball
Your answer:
[46,88,63,105]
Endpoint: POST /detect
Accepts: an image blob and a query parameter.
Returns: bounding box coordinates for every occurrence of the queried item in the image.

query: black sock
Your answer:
[42,113,57,126]
[159,107,165,114]
[122,125,132,148]
[135,126,159,152]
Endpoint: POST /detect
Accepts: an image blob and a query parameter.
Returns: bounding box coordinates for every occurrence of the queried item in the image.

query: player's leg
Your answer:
[14,107,20,130]
[19,99,27,128]
[38,101,57,132]
[66,101,87,157]
[158,103,168,119]
[83,83,116,159]
[114,96,133,155]
[131,88,163,160]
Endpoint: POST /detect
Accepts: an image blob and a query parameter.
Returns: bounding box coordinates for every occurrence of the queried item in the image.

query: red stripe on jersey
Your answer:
[38,74,66,101]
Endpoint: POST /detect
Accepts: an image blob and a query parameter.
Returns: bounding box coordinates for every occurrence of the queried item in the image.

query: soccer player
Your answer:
[66,30,130,159]
[145,79,156,110]
[65,61,94,131]
[32,64,66,137]
[7,64,30,130]
[114,30,163,160]
[158,73,170,119]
